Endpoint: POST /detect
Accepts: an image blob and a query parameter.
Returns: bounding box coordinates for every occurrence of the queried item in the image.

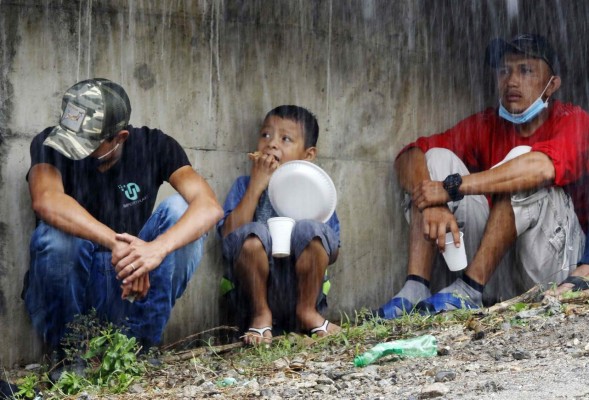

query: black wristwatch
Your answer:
[442,173,464,202]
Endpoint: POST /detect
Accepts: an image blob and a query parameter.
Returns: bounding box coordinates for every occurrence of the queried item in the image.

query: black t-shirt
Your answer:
[28,125,190,235]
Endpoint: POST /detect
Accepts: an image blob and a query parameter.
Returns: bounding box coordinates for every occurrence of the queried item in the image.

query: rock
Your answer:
[390,373,399,384]
[273,357,289,369]
[76,392,91,400]
[129,383,145,393]
[302,372,320,381]
[419,382,449,398]
[24,363,41,371]
[326,369,345,380]
[364,365,380,376]
[182,385,199,397]
[512,350,531,360]
[342,372,370,381]
[570,350,585,358]
[315,384,332,393]
[481,380,504,392]
[281,388,299,397]
[490,349,503,361]
[464,362,481,372]
[317,374,334,385]
[243,379,260,390]
[200,381,217,392]
[295,379,317,389]
[193,376,206,386]
[434,370,457,382]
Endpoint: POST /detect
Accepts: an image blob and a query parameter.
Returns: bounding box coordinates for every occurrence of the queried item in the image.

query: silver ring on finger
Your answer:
[130,263,136,271]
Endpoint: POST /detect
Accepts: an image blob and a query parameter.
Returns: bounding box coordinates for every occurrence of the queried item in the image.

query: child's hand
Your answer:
[249,151,279,193]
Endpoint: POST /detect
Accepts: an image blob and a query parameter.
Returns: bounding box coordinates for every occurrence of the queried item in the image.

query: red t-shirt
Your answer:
[399,100,589,231]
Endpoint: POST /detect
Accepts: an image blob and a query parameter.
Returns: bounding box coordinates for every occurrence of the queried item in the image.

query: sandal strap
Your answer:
[247,326,272,337]
[563,275,589,291]
[310,319,330,334]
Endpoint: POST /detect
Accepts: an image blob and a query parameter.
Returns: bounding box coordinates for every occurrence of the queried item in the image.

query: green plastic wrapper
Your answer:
[354,334,437,367]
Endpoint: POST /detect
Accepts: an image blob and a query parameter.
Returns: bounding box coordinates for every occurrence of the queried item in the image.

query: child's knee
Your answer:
[239,236,267,259]
[292,219,324,242]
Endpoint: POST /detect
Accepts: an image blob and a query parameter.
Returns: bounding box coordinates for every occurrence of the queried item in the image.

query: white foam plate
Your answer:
[268,160,337,223]
[491,145,532,169]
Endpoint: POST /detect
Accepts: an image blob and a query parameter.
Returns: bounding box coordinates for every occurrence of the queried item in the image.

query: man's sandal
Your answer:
[415,292,480,315]
[242,326,272,345]
[562,275,589,291]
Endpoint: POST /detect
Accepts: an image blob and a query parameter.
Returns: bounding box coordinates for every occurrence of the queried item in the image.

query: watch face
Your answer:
[443,174,463,201]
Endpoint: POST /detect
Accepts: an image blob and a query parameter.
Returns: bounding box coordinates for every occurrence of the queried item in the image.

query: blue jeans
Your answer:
[24,194,204,347]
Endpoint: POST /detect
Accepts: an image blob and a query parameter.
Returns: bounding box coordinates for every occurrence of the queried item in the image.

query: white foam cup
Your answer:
[267,217,296,258]
[442,231,467,271]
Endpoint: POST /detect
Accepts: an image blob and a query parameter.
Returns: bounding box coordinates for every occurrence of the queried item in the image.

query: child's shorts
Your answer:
[221,219,339,333]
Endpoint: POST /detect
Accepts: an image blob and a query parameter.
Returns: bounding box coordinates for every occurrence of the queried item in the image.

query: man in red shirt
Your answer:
[379,34,589,318]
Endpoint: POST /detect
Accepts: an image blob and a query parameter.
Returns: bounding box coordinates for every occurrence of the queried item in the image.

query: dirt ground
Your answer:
[5,290,589,399]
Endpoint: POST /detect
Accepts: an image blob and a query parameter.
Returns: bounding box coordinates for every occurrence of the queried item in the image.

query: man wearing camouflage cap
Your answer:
[379,34,589,318]
[24,78,223,366]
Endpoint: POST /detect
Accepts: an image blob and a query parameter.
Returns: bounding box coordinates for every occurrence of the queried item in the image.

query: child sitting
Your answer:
[218,105,341,344]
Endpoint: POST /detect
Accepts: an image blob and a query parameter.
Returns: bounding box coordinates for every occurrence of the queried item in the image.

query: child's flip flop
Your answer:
[310,319,330,335]
[242,326,272,345]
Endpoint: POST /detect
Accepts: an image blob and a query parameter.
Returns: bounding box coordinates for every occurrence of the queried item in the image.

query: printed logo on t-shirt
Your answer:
[119,183,141,201]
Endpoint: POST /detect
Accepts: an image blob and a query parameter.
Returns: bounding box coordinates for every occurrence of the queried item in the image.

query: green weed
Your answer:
[509,302,529,312]
[22,311,148,398]
[13,374,38,399]
[82,327,145,393]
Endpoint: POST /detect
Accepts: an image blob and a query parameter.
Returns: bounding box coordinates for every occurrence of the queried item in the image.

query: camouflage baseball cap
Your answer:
[44,78,131,160]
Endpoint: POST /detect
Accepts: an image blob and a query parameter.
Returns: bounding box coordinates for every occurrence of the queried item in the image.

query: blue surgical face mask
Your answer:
[498,76,554,124]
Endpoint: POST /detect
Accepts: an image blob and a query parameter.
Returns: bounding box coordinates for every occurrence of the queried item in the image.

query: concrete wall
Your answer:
[2,0,589,367]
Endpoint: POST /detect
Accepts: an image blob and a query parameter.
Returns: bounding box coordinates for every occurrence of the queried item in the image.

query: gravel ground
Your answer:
[5,293,589,399]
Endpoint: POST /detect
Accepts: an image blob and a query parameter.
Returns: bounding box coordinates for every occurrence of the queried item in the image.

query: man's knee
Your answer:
[424,148,470,180]
[30,222,91,262]
[511,187,571,236]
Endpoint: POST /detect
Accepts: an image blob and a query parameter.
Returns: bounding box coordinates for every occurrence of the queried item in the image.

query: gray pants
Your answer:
[404,148,585,304]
